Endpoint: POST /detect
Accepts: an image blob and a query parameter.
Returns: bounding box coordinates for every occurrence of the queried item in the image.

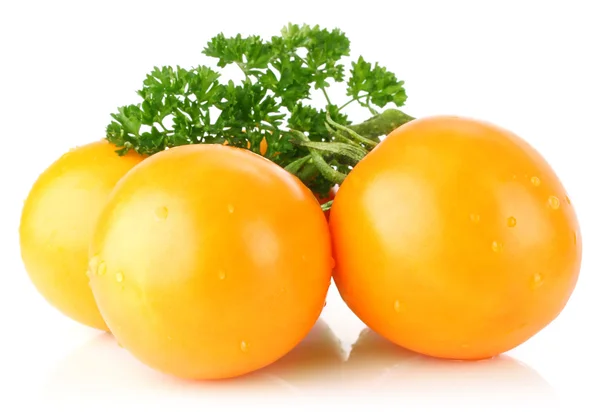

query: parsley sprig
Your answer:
[105,23,414,195]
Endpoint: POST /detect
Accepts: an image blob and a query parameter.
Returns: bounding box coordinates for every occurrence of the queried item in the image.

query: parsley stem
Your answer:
[235,62,250,82]
[292,140,367,163]
[348,108,415,140]
[326,113,377,148]
[322,88,332,106]
[366,98,379,116]
[339,94,369,111]
[325,123,354,145]
[320,200,333,212]
[291,131,346,184]
[284,155,311,175]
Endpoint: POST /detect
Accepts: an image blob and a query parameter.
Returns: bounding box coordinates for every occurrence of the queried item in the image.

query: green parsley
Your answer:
[105,23,414,196]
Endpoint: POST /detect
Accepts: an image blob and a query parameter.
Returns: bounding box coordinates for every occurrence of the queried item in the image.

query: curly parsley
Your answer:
[105,23,413,195]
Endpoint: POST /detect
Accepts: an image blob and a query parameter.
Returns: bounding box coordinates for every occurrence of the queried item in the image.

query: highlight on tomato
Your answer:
[329,115,582,360]
[88,144,333,380]
[19,140,145,330]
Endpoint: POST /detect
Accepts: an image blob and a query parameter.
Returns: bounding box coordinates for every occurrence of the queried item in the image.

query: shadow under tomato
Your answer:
[39,319,345,407]
[343,328,557,408]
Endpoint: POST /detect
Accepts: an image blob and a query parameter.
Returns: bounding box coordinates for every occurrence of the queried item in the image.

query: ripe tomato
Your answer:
[88,144,332,380]
[19,140,145,330]
[329,115,582,360]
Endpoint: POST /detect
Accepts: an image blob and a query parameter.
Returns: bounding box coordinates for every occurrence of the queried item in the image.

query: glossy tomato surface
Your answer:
[88,144,332,380]
[329,115,582,360]
[19,140,144,330]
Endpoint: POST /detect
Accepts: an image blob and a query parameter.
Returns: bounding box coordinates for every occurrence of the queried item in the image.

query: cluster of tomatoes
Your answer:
[19,116,582,380]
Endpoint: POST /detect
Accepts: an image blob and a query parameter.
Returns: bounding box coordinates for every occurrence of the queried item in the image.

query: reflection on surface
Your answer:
[40,319,345,407]
[343,328,557,408]
[40,323,558,409]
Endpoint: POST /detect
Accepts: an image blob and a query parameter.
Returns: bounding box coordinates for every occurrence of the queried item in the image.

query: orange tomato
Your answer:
[329,115,582,360]
[19,140,144,330]
[88,144,332,380]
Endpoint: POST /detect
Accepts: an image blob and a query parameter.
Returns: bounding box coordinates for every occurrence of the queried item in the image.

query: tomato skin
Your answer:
[88,144,332,380]
[329,116,582,360]
[19,140,145,330]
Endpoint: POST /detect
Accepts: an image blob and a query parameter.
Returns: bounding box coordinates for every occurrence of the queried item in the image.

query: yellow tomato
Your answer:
[330,115,582,360]
[88,144,332,380]
[19,140,145,330]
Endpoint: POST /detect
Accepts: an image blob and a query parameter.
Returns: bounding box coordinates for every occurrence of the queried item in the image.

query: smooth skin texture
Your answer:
[329,115,582,360]
[88,144,332,380]
[19,140,145,330]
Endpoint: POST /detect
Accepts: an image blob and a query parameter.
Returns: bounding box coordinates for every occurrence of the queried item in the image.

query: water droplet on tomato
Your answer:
[548,196,560,210]
[330,257,336,269]
[218,270,226,280]
[491,241,503,253]
[573,231,577,245]
[531,273,544,289]
[393,300,401,313]
[530,176,541,187]
[97,261,107,275]
[115,271,124,283]
[227,204,235,213]
[470,214,480,223]
[240,341,249,353]
[507,216,517,227]
[88,255,100,275]
[565,195,571,205]
[154,206,168,220]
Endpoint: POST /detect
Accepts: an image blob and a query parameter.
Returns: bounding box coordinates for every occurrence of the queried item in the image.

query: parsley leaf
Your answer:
[106,23,413,196]
[347,56,407,110]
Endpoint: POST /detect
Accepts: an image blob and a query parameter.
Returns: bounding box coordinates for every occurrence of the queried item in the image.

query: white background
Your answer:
[1,0,598,411]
